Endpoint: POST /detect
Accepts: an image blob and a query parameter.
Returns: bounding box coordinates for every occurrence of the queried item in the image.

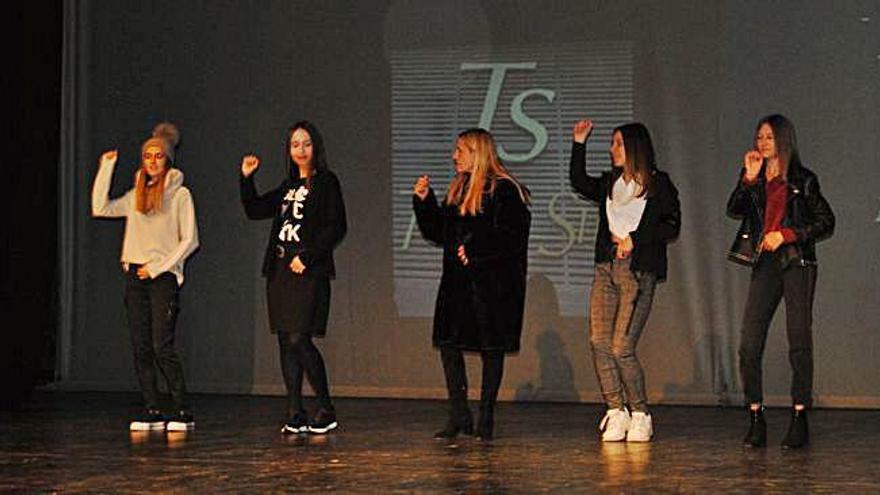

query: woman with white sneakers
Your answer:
[569,119,681,442]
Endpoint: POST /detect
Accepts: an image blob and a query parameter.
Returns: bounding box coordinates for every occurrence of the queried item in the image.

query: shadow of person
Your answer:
[514,274,579,402]
[662,331,738,407]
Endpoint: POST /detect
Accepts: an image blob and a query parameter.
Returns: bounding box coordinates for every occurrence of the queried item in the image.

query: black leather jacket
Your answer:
[726,163,834,268]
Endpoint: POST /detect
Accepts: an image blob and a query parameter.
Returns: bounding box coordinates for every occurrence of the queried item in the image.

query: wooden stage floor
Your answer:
[2,392,878,493]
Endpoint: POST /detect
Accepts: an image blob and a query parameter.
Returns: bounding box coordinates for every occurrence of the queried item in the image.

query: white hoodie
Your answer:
[92,161,199,286]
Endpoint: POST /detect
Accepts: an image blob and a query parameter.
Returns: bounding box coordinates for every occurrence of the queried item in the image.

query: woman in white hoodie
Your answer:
[91,123,199,432]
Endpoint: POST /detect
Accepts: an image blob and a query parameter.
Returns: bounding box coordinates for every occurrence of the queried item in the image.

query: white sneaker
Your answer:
[627,411,653,442]
[599,408,630,442]
[129,409,165,431]
[165,411,195,432]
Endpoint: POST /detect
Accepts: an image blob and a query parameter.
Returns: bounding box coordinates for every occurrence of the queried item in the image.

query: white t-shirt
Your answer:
[606,176,647,239]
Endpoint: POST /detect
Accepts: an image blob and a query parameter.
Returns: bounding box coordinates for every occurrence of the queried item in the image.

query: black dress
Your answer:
[413,178,531,353]
[241,170,347,335]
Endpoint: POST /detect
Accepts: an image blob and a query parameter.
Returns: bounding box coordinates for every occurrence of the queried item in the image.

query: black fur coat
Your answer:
[413,178,531,353]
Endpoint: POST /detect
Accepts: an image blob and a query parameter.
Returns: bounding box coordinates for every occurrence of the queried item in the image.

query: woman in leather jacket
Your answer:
[727,114,834,449]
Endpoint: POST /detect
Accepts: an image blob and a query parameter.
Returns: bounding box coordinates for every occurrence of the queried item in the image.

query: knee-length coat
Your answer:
[413,178,531,353]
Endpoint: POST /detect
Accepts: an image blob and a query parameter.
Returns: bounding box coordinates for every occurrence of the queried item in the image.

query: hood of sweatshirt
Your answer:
[164,168,184,197]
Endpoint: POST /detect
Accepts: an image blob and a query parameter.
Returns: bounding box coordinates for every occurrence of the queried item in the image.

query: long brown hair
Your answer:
[445,128,530,216]
[135,123,179,214]
[755,114,801,179]
[135,169,167,214]
[611,123,656,199]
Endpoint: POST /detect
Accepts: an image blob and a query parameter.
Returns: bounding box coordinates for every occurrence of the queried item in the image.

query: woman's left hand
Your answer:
[290,256,306,274]
[761,231,784,252]
[136,266,151,280]
[457,245,469,266]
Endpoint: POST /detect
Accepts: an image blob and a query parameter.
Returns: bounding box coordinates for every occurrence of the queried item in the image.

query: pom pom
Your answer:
[152,122,180,148]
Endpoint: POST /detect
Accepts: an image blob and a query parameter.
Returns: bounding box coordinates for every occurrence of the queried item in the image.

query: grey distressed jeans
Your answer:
[588,258,657,412]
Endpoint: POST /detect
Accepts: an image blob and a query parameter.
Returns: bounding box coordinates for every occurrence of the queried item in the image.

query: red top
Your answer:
[744,175,796,243]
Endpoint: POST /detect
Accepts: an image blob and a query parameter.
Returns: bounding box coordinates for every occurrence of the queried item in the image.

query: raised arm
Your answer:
[239,154,279,220]
[569,120,603,202]
[727,151,764,218]
[91,150,132,218]
[412,175,445,246]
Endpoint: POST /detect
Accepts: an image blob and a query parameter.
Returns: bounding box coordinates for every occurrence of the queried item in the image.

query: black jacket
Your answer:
[569,141,681,281]
[726,163,834,268]
[240,169,347,278]
[413,178,531,353]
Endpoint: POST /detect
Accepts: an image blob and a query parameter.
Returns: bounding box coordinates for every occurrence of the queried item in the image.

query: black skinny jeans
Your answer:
[278,332,332,415]
[739,253,817,408]
[124,269,187,411]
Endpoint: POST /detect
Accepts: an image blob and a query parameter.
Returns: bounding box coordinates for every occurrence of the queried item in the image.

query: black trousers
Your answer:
[739,254,817,408]
[440,346,504,405]
[124,270,187,410]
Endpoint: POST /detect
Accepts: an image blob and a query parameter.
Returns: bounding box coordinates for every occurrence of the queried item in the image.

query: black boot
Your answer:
[781,408,809,449]
[475,400,495,441]
[434,393,473,439]
[475,351,503,441]
[743,406,767,448]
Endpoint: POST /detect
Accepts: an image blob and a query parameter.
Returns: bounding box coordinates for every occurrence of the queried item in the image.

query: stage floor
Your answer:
[2,392,878,493]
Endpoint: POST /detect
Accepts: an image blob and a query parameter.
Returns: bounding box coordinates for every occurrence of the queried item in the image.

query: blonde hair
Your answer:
[445,129,530,216]
[135,122,180,214]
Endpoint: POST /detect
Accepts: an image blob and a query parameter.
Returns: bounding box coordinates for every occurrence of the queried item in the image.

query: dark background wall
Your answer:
[39,0,880,407]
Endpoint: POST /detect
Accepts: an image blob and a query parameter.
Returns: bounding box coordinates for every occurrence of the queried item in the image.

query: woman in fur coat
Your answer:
[412,128,531,441]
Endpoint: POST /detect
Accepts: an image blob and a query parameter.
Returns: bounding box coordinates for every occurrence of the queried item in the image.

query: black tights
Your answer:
[277,332,332,415]
[440,346,505,404]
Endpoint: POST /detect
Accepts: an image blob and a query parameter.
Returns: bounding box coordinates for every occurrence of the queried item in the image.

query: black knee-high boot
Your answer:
[435,347,473,438]
[477,351,504,441]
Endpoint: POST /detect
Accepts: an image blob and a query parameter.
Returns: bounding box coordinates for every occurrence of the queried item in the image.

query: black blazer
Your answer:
[240,169,347,278]
[569,141,681,281]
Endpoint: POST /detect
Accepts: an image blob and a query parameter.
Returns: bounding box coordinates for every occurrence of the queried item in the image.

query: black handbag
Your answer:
[727,219,760,266]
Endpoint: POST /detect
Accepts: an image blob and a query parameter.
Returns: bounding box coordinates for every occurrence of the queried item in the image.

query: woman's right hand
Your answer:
[413,175,430,200]
[572,119,594,144]
[99,150,118,168]
[743,150,762,181]
[241,155,260,177]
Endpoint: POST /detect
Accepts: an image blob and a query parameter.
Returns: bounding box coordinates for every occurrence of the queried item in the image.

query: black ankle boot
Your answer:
[475,402,495,441]
[434,394,473,439]
[781,408,809,449]
[743,406,767,448]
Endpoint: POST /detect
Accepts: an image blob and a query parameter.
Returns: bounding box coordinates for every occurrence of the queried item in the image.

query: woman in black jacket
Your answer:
[412,128,531,441]
[240,121,347,435]
[727,114,834,449]
[569,119,680,443]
